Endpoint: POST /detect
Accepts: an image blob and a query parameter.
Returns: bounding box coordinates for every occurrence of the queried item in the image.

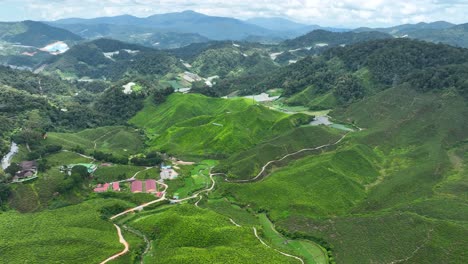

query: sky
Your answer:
[0,0,467,27]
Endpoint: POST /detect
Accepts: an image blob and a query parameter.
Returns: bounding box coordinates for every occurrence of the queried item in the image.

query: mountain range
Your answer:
[355,21,468,48]
[49,11,349,44]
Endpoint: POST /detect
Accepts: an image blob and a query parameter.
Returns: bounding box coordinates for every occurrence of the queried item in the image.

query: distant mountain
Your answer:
[49,23,210,49]
[354,21,468,48]
[246,17,348,35]
[281,30,392,49]
[0,20,82,47]
[354,21,455,35]
[401,23,468,48]
[246,17,310,32]
[52,11,273,41]
[44,38,181,80]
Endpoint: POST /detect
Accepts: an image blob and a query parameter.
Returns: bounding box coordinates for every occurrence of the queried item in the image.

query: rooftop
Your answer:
[131,180,143,193]
[94,183,109,193]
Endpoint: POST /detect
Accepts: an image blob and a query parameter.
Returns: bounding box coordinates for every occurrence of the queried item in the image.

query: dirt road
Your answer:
[100,224,129,264]
[226,133,349,183]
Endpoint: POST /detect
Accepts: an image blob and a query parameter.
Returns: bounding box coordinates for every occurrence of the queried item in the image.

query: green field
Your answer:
[125,205,297,264]
[223,143,381,219]
[217,126,343,180]
[204,198,259,226]
[93,164,147,182]
[9,151,92,212]
[0,199,134,263]
[259,214,328,264]
[46,126,144,157]
[130,94,312,158]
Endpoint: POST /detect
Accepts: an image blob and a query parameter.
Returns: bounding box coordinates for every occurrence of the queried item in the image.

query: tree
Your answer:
[4,163,20,176]
[37,159,50,172]
[0,183,11,207]
[153,87,174,104]
[70,165,89,184]
[333,74,365,105]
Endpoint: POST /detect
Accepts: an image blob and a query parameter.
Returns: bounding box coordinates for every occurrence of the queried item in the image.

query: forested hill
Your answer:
[354,21,468,48]
[324,38,468,89]
[213,38,468,107]
[281,30,392,49]
[44,38,182,80]
[0,21,82,47]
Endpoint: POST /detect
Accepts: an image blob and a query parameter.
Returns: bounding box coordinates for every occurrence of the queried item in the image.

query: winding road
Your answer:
[253,227,305,264]
[110,181,168,220]
[100,180,168,263]
[169,168,219,203]
[226,133,349,183]
[101,131,353,263]
[100,224,129,264]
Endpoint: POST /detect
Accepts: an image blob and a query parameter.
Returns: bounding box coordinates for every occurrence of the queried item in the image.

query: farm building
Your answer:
[145,179,157,193]
[160,165,179,180]
[15,161,38,178]
[68,163,97,174]
[112,182,120,191]
[94,183,109,193]
[131,180,143,193]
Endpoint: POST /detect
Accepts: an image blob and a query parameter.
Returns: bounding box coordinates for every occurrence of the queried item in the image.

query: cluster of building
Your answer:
[94,182,120,193]
[131,179,159,194]
[60,163,97,175]
[160,165,179,180]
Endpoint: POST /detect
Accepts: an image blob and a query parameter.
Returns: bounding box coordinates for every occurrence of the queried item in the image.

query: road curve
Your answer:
[226,133,349,183]
[169,168,218,203]
[253,227,304,264]
[100,224,130,264]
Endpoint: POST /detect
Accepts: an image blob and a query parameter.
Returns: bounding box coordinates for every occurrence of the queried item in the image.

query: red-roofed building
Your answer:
[94,183,109,193]
[112,182,120,191]
[131,180,143,193]
[145,179,157,193]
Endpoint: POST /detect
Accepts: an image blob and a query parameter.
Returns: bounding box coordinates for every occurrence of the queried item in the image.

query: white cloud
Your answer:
[1,0,467,27]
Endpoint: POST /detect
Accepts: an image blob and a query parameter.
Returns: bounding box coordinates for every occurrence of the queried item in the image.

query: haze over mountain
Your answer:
[51,11,276,41]
[246,17,348,36]
[0,20,82,47]
[355,21,468,48]
[50,10,352,44]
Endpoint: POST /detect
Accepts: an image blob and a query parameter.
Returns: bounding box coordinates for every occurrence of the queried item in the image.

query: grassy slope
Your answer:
[0,199,132,263]
[9,151,92,212]
[217,126,343,180]
[221,86,467,263]
[46,126,144,157]
[130,93,253,136]
[93,164,147,182]
[131,93,312,158]
[258,214,328,264]
[127,205,296,264]
[283,87,468,263]
[224,143,381,219]
[287,86,337,110]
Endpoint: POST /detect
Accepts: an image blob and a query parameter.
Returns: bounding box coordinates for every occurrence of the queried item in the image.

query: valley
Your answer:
[0,7,467,264]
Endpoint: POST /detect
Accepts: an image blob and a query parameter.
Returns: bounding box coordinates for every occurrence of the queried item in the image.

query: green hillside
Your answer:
[190,45,277,77]
[126,205,296,264]
[217,126,343,179]
[46,126,144,157]
[282,30,392,49]
[130,93,253,135]
[131,93,312,158]
[1,24,468,264]
[224,143,382,219]
[0,20,82,47]
[211,39,468,263]
[45,38,182,80]
[0,199,131,263]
